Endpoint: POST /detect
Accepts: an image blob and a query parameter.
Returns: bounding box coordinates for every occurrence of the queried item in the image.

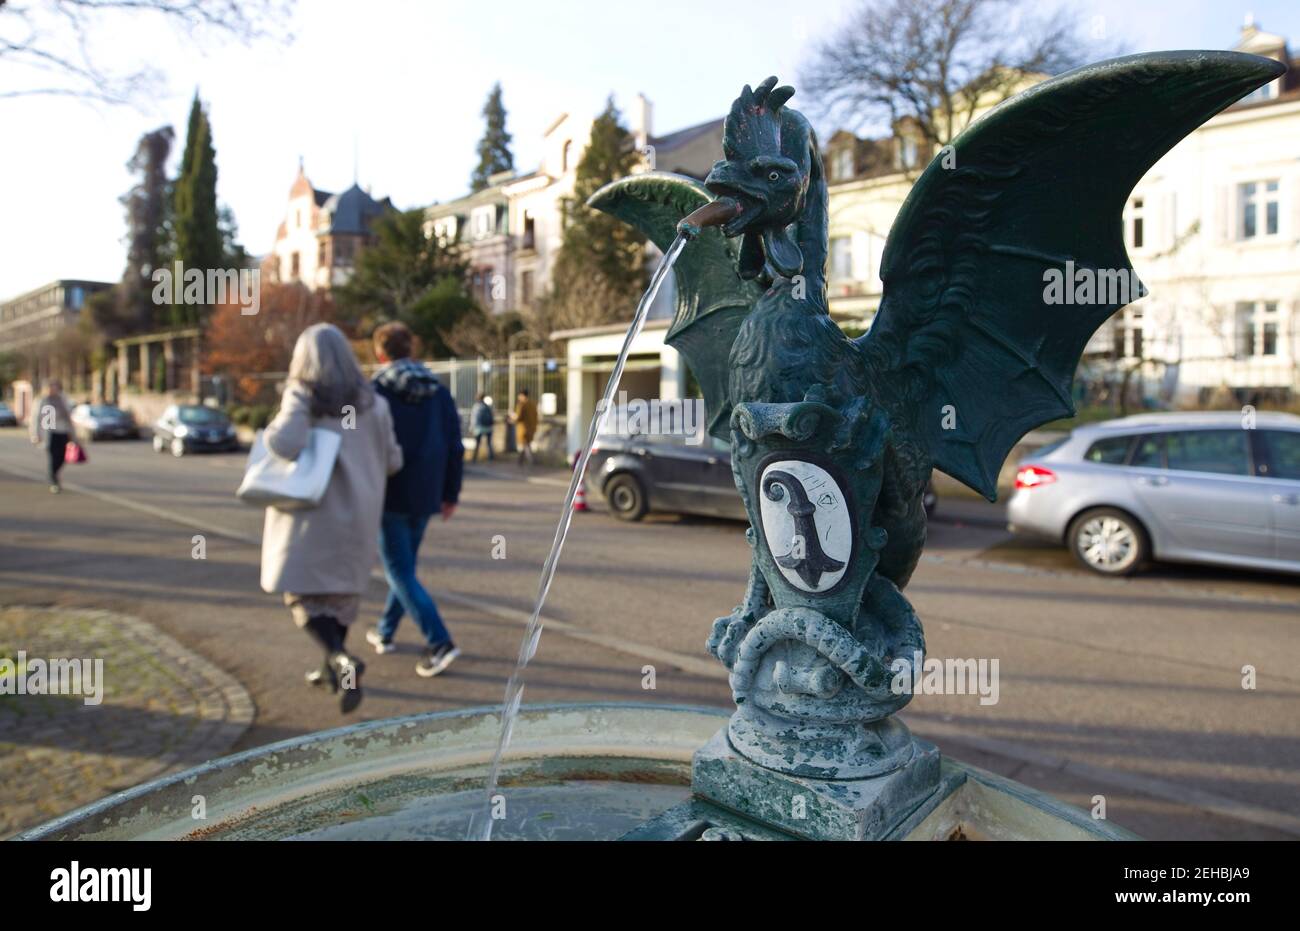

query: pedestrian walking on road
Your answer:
[29,379,72,493]
[366,321,464,678]
[259,324,404,713]
[509,388,538,468]
[471,393,495,461]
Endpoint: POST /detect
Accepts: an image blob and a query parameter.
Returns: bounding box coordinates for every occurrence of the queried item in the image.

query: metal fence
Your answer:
[210,352,569,435]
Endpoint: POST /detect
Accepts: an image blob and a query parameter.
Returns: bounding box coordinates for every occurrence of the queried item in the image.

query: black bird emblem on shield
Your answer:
[761,470,846,590]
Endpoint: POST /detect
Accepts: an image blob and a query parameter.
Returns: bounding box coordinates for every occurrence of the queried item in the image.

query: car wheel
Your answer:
[1068,508,1148,577]
[605,473,648,521]
[171,437,186,458]
[152,435,165,453]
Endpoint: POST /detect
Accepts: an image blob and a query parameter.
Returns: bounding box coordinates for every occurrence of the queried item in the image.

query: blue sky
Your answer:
[1,0,1297,298]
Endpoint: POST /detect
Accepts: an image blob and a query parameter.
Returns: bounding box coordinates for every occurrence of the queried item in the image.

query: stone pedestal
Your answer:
[692,726,954,841]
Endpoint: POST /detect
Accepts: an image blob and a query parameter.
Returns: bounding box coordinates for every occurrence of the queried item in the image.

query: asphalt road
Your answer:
[1,429,1297,840]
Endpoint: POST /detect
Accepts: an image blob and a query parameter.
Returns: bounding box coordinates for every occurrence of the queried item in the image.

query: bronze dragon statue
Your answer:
[590,52,1284,780]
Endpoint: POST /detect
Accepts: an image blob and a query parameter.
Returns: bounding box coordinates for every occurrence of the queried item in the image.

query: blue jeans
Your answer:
[377,511,450,647]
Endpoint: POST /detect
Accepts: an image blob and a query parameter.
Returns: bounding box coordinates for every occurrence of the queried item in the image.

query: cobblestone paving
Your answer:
[0,606,253,837]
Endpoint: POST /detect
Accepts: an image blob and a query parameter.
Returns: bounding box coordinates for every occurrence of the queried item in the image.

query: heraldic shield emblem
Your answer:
[758,459,852,594]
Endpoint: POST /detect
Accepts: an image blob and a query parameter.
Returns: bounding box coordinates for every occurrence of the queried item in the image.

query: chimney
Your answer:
[632,93,653,149]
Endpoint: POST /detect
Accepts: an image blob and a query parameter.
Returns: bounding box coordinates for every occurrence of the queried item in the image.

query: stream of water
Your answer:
[467,233,689,841]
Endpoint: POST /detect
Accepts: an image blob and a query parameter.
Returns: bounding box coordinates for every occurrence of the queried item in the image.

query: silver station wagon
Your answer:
[1007,412,1300,576]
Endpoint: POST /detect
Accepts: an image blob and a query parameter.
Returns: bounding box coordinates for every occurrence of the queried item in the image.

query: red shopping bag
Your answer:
[65,441,88,464]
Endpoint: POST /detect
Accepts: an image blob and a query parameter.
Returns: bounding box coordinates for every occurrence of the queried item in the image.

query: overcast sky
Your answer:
[1,0,1297,299]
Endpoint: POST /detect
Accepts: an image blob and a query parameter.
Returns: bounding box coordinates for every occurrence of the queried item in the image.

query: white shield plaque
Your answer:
[758,459,852,593]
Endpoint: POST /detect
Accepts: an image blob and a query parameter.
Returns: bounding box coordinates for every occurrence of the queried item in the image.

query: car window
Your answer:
[1083,435,1133,465]
[1131,435,1164,468]
[178,407,227,425]
[1260,430,1300,480]
[1164,430,1250,476]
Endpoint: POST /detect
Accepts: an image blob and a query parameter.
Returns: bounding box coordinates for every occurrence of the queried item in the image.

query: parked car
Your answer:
[590,429,745,521]
[588,426,938,523]
[0,401,17,428]
[151,404,238,457]
[71,403,139,440]
[1007,412,1300,576]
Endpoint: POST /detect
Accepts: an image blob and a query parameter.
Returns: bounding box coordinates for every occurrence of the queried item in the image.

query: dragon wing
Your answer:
[859,51,1285,500]
[588,171,762,439]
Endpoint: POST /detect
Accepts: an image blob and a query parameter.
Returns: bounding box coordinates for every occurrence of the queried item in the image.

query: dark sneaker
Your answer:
[365,628,396,655]
[328,653,365,713]
[416,642,459,678]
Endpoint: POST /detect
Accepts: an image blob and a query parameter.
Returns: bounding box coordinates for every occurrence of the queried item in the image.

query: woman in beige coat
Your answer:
[260,324,403,713]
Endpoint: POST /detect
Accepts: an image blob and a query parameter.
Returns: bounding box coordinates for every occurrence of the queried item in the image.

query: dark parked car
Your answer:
[588,426,937,523]
[0,401,17,428]
[151,404,238,457]
[590,429,745,521]
[71,403,139,440]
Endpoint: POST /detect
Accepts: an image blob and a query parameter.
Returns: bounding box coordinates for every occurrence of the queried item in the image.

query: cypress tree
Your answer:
[172,93,223,327]
[549,96,646,314]
[470,83,514,192]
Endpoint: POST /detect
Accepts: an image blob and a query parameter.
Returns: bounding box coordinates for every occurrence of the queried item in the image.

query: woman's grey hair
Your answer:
[288,323,374,418]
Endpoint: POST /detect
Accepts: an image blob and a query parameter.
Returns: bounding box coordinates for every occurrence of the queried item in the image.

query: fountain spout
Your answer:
[676,197,741,240]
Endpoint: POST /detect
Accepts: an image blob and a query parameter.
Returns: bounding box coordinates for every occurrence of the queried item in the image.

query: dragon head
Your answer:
[705,76,816,280]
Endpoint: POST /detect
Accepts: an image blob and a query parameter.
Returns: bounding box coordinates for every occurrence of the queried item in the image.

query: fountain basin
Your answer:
[15,703,1135,841]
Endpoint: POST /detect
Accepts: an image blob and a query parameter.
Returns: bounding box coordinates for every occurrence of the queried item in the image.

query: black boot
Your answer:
[303,615,364,713]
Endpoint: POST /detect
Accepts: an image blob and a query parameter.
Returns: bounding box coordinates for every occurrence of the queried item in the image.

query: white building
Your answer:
[428,94,722,321]
[824,21,1300,405]
[1119,22,1300,405]
[554,316,688,456]
[265,163,395,291]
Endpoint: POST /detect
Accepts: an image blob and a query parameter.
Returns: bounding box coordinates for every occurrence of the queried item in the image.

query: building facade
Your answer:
[0,279,112,402]
[427,94,723,320]
[823,22,1300,404]
[265,163,395,291]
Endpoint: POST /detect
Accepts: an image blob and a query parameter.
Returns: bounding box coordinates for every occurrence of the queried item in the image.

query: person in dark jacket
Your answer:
[471,393,494,461]
[366,321,463,678]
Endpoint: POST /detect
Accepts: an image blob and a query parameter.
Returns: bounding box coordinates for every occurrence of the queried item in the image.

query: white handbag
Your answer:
[236,427,342,510]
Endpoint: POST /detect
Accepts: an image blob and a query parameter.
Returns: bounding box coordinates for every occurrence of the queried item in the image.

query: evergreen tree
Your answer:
[334,208,475,357]
[172,93,223,327]
[119,125,174,334]
[470,83,514,192]
[547,96,646,323]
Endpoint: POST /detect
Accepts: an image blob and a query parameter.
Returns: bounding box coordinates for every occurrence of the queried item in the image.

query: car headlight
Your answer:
[173,425,189,438]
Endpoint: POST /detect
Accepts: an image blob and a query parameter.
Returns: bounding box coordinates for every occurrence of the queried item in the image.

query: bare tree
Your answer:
[524,272,632,354]
[800,0,1118,149]
[0,0,294,106]
[443,309,524,359]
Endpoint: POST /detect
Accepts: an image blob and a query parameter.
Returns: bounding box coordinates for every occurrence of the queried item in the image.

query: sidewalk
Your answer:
[0,605,252,837]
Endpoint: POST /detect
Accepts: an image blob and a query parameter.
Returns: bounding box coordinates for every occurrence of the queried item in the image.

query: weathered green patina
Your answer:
[591,52,1284,838]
